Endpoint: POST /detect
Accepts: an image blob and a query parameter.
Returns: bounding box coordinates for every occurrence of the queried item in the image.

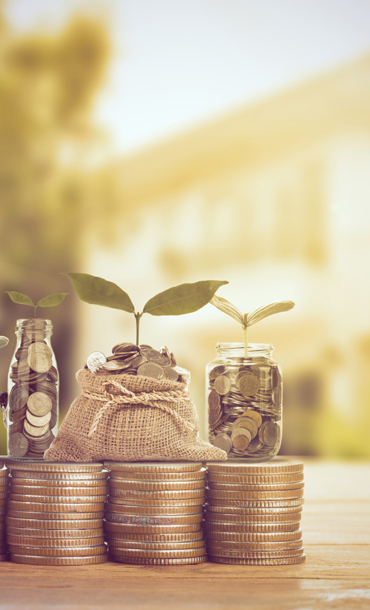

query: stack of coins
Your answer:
[8,319,58,458]
[0,461,8,561]
[204,459,305,565]
[86,343,189,383]
[208,361,281,459]
[104,462,207,565]
[5,461,108,565]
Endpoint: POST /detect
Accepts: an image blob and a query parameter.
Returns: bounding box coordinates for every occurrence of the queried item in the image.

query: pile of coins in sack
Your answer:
[208,361,281,458]
[5,461,108,565]
[103,462,207,565]
[0,461,8,560]
[86,343,189,383]
[204,459,305,565]
[8,319,58,458]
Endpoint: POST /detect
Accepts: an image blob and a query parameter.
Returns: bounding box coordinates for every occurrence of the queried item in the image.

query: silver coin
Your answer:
[86,352,107,373]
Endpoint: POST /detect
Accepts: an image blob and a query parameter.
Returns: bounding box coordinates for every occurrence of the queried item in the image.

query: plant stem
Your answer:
[243,325,248,358]
[34,306,37,318]
[135,313,142,346]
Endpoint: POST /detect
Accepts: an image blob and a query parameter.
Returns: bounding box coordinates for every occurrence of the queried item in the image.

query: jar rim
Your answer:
[216,342,274,350]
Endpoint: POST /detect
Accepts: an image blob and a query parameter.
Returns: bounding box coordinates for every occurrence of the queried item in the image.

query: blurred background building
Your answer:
[0,0,370,457]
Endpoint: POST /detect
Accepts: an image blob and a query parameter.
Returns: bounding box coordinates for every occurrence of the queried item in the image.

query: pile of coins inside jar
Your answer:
[5,461,108,565]
[104,462,207,565]
[204,459,305,565]
[8,319,58,458]
[86,343,189,384]
[0,462,8,561]
[208,361,281,459]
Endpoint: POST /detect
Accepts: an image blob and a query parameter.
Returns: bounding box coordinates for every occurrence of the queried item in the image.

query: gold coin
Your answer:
[206,459,304,475]
[108,539,205,551]
[104,522,201,535]
[109,547,206,559]
[207,488,304,500]
[110,488,205,501]
[7,535,105,548]
[109,479,204,491]
[108,495,203,507]
[10,470,107,481]
[232,417,258,439]
[106,503,203,516]
[214,375,231,395]
[11,476,108,487]
[208,538,303,550]
[105,512,202,526]
[238,373,260,397]
[10,553,108,566]
[208,549,305,561]
[231,428,251,451]
[7,509,104,520]
[204,519,300,532]
[208,498,304,509]
[208,553,306,565]
[104,462,202,473]
[205,504,302,517]
[8,544,107,557]
[241,410,262,428]
[7,524,103,537]
[10,484,108,497]
[7,500,106,513]
[6,461,104,473]
[110,555,207,565]
[207,481,304,492]
[109,469,205,482]
[205,530,302,543]
[106,531,204,543]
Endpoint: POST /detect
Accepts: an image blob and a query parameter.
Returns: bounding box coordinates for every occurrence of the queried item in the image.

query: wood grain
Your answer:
[0,459,369,609]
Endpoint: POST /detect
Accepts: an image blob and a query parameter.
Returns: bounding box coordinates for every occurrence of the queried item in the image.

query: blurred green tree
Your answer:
[0,8,116,451]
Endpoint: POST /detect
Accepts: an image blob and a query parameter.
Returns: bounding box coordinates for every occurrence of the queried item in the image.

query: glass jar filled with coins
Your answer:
[206,343,282,461]
[7,319,59,458]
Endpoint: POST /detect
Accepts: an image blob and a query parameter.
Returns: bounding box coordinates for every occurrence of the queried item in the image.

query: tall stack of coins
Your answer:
[5,461,108,565]
[86,343,189,383]
[204,459,305,565]
[207,344,282,460]
[0,462,8,561]
[8,319,58,458]
[104,462,207,565]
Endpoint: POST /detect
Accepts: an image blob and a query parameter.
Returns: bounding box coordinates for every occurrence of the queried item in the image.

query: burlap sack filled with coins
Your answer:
[45,369,226,462]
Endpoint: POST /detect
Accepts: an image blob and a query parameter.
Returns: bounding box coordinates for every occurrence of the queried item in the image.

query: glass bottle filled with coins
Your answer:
[206,343,282,461]
[7,319,59,458]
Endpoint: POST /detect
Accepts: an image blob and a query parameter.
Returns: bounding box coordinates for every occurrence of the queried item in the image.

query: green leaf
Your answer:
[37,293,69,308]
[5,291,34,307]
[210,295,244,325]
[143,280,228,316]
[246,300,295,327]
[64,273,135,313]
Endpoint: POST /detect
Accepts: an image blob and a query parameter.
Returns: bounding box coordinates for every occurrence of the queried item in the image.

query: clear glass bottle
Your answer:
[7,318,59,458]
[206,343,282,462]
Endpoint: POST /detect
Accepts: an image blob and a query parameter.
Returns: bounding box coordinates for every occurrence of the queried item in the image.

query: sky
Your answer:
[5,0,370,154]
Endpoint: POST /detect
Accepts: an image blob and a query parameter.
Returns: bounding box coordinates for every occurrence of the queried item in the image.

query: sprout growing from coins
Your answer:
[5,291,68,317]
[210,295,295,357]
[65,273,228,346]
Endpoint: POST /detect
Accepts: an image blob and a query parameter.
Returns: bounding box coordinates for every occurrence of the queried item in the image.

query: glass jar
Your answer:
[7,319,59,458]
[206,343,282,461]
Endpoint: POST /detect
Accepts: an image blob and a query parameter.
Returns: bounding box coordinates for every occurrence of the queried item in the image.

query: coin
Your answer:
[7,461,104,473]
[6,516,104,530]
[7,500,106,512]
[106,531,204,543]
[104,462,202,473]
[108,539,205,551]
[8,543,107,557]
[11,477,108,489]
[27,351,52,374]
[136,362,164,379]
[10,470,107,481]
[110,488,205,501]
[108,494,204,507]
[10,484,108,497]
[208,390,220,411]
[207,472,304,485]
[106,504,203,516]
[206,459,304,475]
[109,479,204,492]
[110,546,206,559]
[206,488,304,501]
[7,509,105,521]
[110,555,207,565]
[204,519,301,532]
[208,538,303,551]
[104,522,201,535]
[208,499,304,509]
[208,481,304,493]
[231,428,251,451]
[205,530,302,543]
[259,421,281,446]
[7,524,103,536]
[205,504,302,517]
[109,469,205,482]
[214,375,231,395]
[238,373,260,397]
[86,352,107,373]
[7,535,105,547]
[105,512,203,526]
[8,432,29,457]
[10,553,108,566]
[208,553,305,565]
[232,416,258,438]
[211,433,232,454]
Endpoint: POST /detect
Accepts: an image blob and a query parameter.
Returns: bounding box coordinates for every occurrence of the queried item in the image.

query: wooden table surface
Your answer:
[0,460,369,610]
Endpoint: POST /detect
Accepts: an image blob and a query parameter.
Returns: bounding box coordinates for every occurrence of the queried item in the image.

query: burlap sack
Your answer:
[45,369,226,462]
